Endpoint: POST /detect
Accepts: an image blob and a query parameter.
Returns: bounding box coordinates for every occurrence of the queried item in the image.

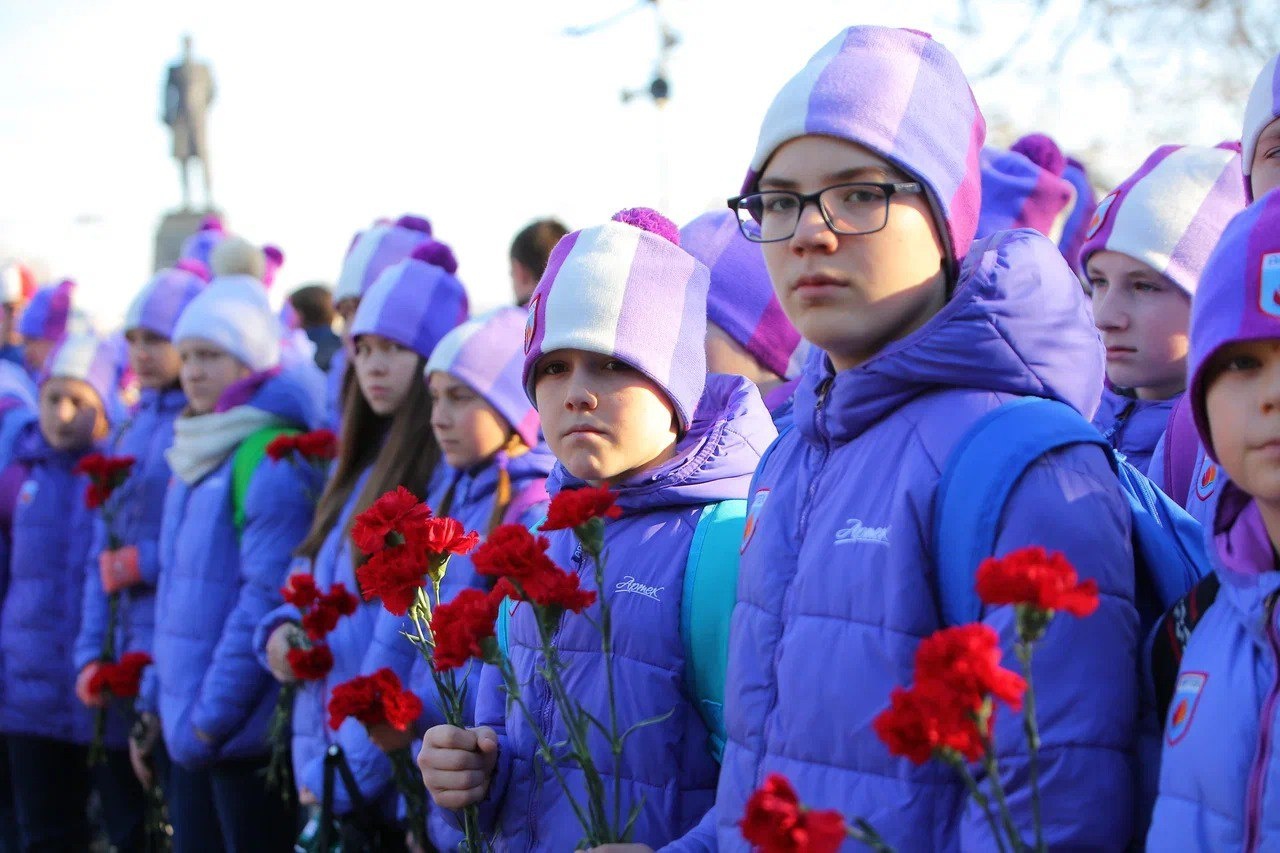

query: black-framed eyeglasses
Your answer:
[726,181,924,243]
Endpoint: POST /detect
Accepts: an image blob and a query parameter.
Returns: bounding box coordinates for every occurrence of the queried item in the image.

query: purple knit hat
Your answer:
[1188,193,1280,459]
[975,146,1075,241]
[426,307,539,447]
[262,244,284,289]
[743,26,986,265]
[349,240,469,361]
[1243,52,1280,194]
[679,209,803,379]
[124,263,210,339]
[39,334,119,409]
[179,215,227,269]
[522,208,710,431]
[18,279,75,342]
[334,215,433,303]
[1080,145,1247,296]
[1058,157,1098,268]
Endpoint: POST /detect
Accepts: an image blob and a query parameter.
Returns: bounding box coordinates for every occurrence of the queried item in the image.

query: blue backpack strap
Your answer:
[934,397,1112,626]
[681,498,747,764]
[495,514,550,659]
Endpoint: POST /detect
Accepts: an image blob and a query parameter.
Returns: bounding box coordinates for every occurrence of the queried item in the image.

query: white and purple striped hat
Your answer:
[349,241,469,362]
[1244,53,1280,194]
[124,261,210,339]
[334,215,433,304]
[743,26,986,266]
[427,307,539,448]
[40,334,118,409]
[1080,144,1247,296]
[522,208,710,431]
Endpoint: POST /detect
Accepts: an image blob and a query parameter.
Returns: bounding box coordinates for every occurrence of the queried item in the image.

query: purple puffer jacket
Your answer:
[1147,484,1280,850]
[467,374,776,852]
[1091,387,1180,477]
[715,229,1140,852]
[72,386,185,748]
[0,423,101,743]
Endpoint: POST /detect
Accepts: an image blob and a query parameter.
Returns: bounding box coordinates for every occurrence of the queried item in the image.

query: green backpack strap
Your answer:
[231,426,298,532]
[681,498,747,764]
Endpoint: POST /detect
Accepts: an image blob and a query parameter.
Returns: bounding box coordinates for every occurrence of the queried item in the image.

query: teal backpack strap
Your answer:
[933,397,1110,626]
[681,498,747,764]
[231,426,297,532]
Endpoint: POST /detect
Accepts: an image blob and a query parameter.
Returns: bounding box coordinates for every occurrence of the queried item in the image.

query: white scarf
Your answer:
[165,406,287,485]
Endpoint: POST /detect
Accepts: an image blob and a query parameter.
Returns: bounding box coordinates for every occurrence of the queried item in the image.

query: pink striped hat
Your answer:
[742,26,986,266]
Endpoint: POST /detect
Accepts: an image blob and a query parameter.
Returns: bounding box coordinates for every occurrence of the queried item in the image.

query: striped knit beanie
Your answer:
[976,146,1075,241]
[349,240,469,361]
[1244,52,1280,195]
[124,262,210,339]
[19,279,75,342]
[334,215,433,303]
[40,334,118,410]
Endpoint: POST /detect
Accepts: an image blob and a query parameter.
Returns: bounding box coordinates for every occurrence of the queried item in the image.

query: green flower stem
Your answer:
[1015,636,1046,853]
[980,736,1026,853]
[389,747,429,852]
[952,757,1008,853]
[584,536,625,838]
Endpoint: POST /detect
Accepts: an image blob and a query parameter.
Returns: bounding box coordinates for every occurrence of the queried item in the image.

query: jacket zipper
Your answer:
[1245,592,1280,852]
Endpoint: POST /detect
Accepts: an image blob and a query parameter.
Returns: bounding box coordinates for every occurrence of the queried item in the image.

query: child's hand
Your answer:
[265,623,301,683]
[417,724,499,809]
[75,664,106,708]
[99,546,142,594]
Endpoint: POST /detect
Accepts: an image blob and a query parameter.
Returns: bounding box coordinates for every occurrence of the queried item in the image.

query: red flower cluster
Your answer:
[265,429,339,463]
[540,486,622,531]
[430,588,502,671]
[327,668,423,732]
[739,773,847,853]
[975,546,1100,617]
[281,573,320,609]
[87,651,152,700]
[286,645,335,681]
[279,574,358,681]
[351,487,432,555]
[473,525,597,613]
[873,625,1026,766]
[74,454,136,509]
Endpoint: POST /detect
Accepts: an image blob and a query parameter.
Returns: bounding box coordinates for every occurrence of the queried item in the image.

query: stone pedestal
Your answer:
[153,208,221,272]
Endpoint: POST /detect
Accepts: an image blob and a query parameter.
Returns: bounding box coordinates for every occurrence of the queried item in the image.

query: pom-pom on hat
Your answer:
[522,207,710,431]
[349,239,469,361]
[211,236,267,281]
[679,209,803,379]
[262,244,285,289]
[1243,52,1280,190]
[173,274,281,372]
[1080,144,1247,297]
[39,333,119,411]
[124,265,210,340]
[975,146,1075,241]
[179,215,227,269]
[334,214,433,304]
[742,26,986,266]
[1188,193,1280,459]
[0,261,37,305]
[427,307,540,447]
[19,279,75,342]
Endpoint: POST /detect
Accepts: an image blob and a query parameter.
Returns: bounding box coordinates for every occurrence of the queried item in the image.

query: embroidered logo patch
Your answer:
[1195,457,1219,502]
[614,576,664,602]
[741,489,769,554]
[1166,671,1208,746]
[524,294,540,354]
[1086,192,1117,240]
[1260,253,1280,318]
[17,480,37,507]
[834,518,891,547]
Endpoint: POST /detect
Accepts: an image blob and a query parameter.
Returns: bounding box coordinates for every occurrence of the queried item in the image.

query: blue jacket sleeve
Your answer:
[73,517,110,673]
[660,808,718,852]
[960,443,1139,850]
[188,457,316,743]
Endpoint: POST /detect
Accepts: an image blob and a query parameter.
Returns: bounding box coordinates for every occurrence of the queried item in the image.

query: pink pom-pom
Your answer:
[1010,134,1067,177]
[57,278,77,293]
[173,258,212,282]
[610,208,680,246]
[395,214,433,236]
[198,214,224,232]
[411,240,458,275]
[263,244,285,265]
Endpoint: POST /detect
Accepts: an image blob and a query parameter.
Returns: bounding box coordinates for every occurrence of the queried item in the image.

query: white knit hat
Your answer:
[172,274,281,371]
[1243,52,1280,186]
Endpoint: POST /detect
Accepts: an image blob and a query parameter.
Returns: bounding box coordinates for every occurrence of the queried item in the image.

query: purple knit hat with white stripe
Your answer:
[1188,193,1280,459]
[1243,52,1280,195]
[679,209,803,379]
[124,261,210,339]
[18,279,75,342]
[349,240,469,361]
[39,334,118,409]
[975,146,1074,241]
[743,26,986,266]
[334,215,433,304]
[1079,144,1247,296]
[427,306,539,447]
[522,208,710,431]
[179,215,227,269]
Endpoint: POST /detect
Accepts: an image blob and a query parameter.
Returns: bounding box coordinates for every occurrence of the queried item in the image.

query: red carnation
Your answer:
[322,583,359,616]
[301,602,342,641]
[913,624,1026,712]
[873,683,988,765]
[75,454,136,509]
[431,588,502,671]
[351,487,432,555]
[739,773,847,853]
[540,486,622,531]
[356,547,430,617]
[265,434,298,462]
[294,429,339,460]
[471,525,560,583]
[975,545,1100,618]
[287,644,335,681]
[407,517,481,560]
[327,668,421,731]
[327,675,379,730]
[88,651,153,700]
[281,573,320,609]
[494,570,596,614]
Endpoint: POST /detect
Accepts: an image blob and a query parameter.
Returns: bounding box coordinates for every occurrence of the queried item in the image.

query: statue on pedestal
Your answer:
[162,35,215,211]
